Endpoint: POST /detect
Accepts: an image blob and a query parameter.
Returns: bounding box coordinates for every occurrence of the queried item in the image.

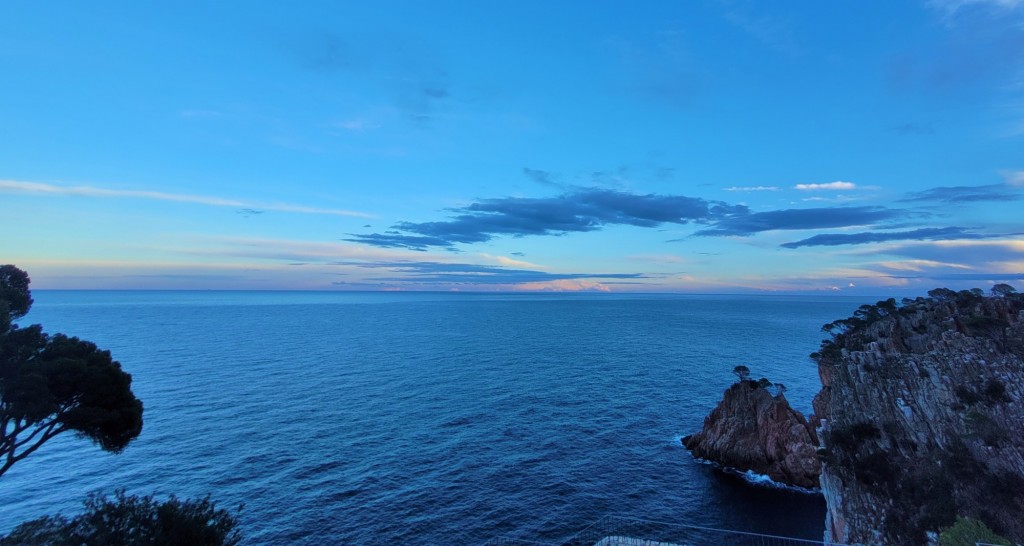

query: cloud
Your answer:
[514,280,611,292]
[479,253,545,269]
[695,206,905,236]
[873,259,973,272]
[794,181,857,191]
[341,232,458,251]
[780,226,988,248]
[901,183,1022,203]
[1002,170,1024,186]
[0,179,372,218]
[724,186,780,192]
[339,260,644,285]
[876,239,1024,260]
[522,167,561,188]
[349,188,748,249]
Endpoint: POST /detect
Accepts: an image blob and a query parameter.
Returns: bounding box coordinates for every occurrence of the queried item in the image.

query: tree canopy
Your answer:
[0,265,143,477]
[3,490,242,546]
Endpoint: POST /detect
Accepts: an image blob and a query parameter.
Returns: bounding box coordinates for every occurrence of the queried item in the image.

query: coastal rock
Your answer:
[813,290,1024,545]
[683,380,821,489]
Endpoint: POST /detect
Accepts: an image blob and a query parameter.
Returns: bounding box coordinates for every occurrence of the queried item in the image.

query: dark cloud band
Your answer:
[780,226,986,248]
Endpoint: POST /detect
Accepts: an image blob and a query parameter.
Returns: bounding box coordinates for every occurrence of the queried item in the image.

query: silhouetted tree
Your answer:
[3,490,242,546]
[732,365,750,381]
[928,287,957,301]
[991,283,1017,297]
[0,265,32,332]
[0,265,143,477]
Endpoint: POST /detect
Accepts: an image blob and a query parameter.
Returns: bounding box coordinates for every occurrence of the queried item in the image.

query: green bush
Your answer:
[3,490,242,546]
[937,517,1011,546]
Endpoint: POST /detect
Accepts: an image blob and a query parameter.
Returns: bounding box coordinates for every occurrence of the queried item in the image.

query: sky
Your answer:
[2,1,1023,294]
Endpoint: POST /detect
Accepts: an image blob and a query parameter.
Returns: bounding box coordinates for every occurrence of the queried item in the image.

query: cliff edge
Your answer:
[682,378,821,490]
[812,287,1024,545]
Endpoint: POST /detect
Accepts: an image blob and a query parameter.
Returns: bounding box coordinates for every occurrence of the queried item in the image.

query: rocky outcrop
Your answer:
[683,380,821,489]
[813,290,1024,545]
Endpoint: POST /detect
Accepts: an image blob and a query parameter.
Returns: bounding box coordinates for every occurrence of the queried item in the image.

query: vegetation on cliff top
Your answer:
[812,284,1022,363]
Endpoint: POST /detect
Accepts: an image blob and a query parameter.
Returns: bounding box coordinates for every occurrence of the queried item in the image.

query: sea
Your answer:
[0,291,869,544]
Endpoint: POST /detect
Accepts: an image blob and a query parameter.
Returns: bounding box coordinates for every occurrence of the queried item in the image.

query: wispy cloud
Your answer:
[522,167,563,188]
[794,181,857,191]
[1002,170,1024,186]
[514,279,611,292]
[336,260,644,285]
[780,226,989,248]
[901,183,1022,203]
[695,206,905,236]
[0,179,372,218]
[724,186,780,192]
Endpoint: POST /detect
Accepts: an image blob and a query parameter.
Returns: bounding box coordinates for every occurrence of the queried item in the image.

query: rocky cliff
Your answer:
[682,379,821,490]
[812,288,1024,545]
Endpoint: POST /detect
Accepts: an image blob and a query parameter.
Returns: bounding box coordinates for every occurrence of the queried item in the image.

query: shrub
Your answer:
[3,490,242,546]
[955,385,982,406]
[966,410,1007,448]
[937,517,1011,546]
[983,379,1011,404]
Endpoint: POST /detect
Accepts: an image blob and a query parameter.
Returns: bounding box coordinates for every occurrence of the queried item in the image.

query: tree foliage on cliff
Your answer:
[0,265,143,477]
[3,490,242,546]
[812,285,1023,362]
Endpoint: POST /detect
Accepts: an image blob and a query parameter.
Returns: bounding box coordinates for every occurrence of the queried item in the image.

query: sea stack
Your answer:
[682,377,821,490]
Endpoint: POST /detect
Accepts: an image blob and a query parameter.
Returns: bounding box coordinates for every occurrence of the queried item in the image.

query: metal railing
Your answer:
[485,516,849,546]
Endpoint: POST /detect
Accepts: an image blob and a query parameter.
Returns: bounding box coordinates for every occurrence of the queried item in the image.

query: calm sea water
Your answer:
[0,291,866,544]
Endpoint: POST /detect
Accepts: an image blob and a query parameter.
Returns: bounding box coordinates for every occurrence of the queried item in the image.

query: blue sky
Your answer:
[2,0,1023,293]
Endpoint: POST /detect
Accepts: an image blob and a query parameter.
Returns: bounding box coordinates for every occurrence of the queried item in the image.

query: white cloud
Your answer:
[874,259,974,272]
[723,186,780,192]
[1002,169,1024,186]
[794,181,857,191]
[0,179,372,218]
[479,253,546,269]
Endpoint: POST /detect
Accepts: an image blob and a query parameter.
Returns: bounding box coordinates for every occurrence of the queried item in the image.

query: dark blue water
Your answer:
[0,292,865,544]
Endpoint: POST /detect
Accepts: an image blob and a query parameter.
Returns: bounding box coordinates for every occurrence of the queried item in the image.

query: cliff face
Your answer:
[813,290,1024,545]
[683,381,821,489]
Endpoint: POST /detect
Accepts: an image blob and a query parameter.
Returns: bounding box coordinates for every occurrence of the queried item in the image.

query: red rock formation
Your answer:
[683,381,821,490]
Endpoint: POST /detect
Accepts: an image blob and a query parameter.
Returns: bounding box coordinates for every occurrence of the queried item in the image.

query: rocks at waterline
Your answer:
[682,379,821,490]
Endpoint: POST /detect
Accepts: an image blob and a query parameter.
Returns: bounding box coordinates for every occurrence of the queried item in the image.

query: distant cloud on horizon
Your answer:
[0,179,372,218]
